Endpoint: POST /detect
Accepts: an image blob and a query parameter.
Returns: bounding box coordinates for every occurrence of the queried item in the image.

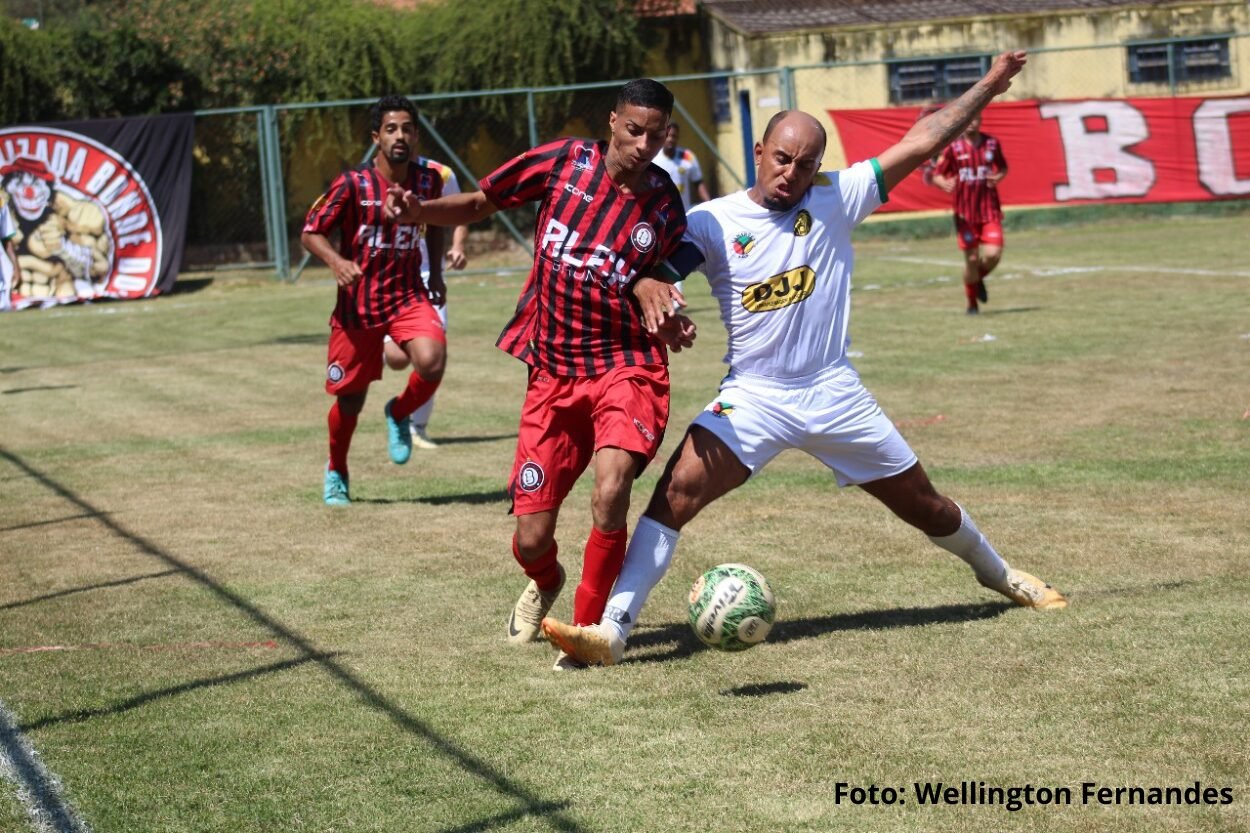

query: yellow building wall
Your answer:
[706,1,1249,176]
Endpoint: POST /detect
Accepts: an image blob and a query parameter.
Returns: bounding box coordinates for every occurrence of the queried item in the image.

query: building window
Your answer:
[1128,37,1231,85]
[888,55,990,104]
[711,77,732,124]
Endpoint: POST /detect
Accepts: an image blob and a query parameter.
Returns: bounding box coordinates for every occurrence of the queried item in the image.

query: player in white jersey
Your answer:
[541,51,1067,669]
[382,155,469,448]
[653,123,711,305]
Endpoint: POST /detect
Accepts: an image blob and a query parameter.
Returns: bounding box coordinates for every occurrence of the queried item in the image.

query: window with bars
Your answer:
[888,56,990,104]
[1128,37,1231,85]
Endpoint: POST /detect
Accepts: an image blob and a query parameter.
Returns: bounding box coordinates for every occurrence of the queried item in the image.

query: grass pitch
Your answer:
[1,212,1248,832]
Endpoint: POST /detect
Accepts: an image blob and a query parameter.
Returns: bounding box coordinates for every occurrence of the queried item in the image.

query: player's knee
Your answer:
[514,522,556,560]
[336,392,367,416]
[412,347,446,382]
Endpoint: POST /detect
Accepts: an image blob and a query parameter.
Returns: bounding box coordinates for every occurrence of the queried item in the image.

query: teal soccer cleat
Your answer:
[323,466,350,506]
[384,398,412,465]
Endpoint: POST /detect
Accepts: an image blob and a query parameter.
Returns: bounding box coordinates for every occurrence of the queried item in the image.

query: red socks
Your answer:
[391,371,440,422]
[573,527,628,626]
[512,536,563,592]
[327,401,357,476]
[964,281,979,305]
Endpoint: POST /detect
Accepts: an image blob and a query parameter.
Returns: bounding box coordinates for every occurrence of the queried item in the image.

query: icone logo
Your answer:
[0,127,161,302]
[741,266,816,313]
[563,182,593,203]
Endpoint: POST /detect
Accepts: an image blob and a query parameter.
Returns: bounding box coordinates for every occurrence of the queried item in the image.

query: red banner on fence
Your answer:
[829,96,1250,213]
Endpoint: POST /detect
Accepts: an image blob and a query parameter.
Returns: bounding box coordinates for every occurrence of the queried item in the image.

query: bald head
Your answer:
[750,110,827,211]
[761,110,827,155]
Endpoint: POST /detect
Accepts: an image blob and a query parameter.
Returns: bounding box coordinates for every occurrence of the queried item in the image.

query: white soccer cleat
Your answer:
[540,618,625,667]
[507,565,565,644]
[409,422,438,450]
[985,568,1069,610]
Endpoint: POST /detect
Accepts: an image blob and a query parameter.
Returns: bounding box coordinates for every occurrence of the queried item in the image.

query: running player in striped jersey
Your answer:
[302,95,447,506]
[382,154,470,449]
[387,79,696,664]
[931,112,1008,314]
[541,52,1066,670]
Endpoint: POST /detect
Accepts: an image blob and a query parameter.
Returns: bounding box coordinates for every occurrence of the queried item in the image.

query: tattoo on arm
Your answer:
[923,84,995,147]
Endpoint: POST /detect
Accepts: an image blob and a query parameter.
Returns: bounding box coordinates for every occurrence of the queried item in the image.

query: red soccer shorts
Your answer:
[508,362,670,516]
[955,217,1004,251]
[325,299,446,395]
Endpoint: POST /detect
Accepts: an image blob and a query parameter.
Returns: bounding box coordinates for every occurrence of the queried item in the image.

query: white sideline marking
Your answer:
[879,256,1250,278]
[0,699,91,833]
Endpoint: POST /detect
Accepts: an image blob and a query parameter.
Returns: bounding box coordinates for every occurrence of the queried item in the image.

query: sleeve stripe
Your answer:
[869,157,889,204]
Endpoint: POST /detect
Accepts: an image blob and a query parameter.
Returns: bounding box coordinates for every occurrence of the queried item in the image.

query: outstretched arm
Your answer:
[877,51,1026,193]
[387,188,497,227]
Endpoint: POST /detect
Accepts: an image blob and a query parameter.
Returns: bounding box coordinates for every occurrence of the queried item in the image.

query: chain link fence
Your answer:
[185,34,1248,276]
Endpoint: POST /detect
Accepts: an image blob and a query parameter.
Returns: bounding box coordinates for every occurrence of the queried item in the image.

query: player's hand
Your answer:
[633,276,686,334]
[385,184,423,223]
[985,51,1027,95]
[654,313,697,353]
[445,248,467,270]
[426,272,446,306]
[331,257,363,288]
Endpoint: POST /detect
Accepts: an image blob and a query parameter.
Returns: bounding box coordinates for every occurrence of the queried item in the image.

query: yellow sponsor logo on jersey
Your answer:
[741,266,815,313]
[794,209,812,236]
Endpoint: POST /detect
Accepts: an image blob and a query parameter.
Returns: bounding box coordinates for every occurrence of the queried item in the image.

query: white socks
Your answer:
[601,515,680,645]
[928,504,1011,590]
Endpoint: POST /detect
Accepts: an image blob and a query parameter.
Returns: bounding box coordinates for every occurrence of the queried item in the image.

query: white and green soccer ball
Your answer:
[687,563,776,651]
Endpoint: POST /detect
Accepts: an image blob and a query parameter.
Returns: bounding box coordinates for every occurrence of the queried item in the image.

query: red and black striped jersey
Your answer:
[303,160,444,328]
[480,137,687,377]
[935,132,1007,225]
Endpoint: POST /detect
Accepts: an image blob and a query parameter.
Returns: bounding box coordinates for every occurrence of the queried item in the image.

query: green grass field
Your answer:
[2,212,1248,832]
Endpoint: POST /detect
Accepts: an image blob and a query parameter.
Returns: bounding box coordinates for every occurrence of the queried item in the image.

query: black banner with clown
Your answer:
[0,113,193,310]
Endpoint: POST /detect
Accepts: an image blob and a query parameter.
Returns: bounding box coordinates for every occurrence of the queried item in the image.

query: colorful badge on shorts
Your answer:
[631,222,656,253]
[518,461,545,492]
[327,362,345,384]
[732,233,755,257]
[794,210,812,237]
[710,401,735,417]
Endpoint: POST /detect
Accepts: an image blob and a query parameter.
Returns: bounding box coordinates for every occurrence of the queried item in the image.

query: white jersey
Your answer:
[653,147,704,210]
[672,158,885,382]
[416,156,461,280]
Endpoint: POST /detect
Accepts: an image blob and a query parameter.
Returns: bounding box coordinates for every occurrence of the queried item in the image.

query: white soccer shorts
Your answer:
[690,363,918,486]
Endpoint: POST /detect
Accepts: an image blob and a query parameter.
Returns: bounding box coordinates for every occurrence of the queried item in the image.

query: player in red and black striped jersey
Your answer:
[387,80,696,661]
[932,112,1009,314]
[301,96,448,506]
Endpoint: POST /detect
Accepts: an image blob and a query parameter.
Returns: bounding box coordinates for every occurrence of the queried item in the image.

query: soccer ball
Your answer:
[687,563,776,651]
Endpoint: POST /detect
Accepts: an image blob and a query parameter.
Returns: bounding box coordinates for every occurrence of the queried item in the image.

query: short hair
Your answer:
[615,79,674,116]
[370,95,418,134]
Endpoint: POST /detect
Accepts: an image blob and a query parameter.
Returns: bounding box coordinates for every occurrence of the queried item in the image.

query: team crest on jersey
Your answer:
[327,362,345,383]
[631,222,656,253]
[518,461,545,492]
[572,143,597,172]
[742,266,816,313]
[731,232,755,257]
[710,401,735,418]
[794,210,812,237]
[1,127,163,303]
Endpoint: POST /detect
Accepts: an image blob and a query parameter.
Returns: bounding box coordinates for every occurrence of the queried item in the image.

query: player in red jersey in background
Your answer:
[387,79,695,667]
[302,95,448,506]
[931,112,1008,314]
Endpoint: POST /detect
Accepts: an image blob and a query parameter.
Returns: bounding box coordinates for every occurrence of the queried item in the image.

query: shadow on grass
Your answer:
[169,277,214,295]
[0,511,110,534]
[354,488,510,506]
[426,434,516,446]
[2,385,78,395]
[721,681,807,697]
[0,569,178,611]
[980,306,1043,315]
[0,445,587,833]
[268,333,325,346]
[20,653,335,733]
[626,601,1011,665]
